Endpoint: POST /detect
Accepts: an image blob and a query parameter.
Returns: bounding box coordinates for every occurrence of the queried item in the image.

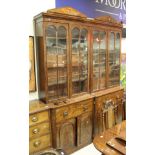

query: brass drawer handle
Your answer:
[83,106,88,111]
[63,111,68,117]
[32,128,40,134]
[116,95,120,99]
[33,141,41,147]
[32,116,38,122]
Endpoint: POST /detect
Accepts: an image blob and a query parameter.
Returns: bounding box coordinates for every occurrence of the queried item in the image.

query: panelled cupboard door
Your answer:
[44,23,69,100]
[56,118,76,150]
[77,112,92,146]
[116,98,123,124]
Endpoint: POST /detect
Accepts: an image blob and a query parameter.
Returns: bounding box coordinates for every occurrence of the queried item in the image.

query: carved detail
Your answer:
[95,16,122,26]
[47,7,87,18]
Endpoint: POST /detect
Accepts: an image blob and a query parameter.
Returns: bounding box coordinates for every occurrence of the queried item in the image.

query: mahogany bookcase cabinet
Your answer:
[30,7,125,154]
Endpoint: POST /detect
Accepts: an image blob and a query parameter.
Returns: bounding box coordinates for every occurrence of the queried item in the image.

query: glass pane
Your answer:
[93,31,100,91]
[114,33,120,84]
[58,26,67,97]
[115,33,120,64]
[108,32,120,86]
[46,26,57,67]
[48,68,57,99]
[72,28,80,39]
[72,28,80,94]
[100,32,106,89]
[80,29,88,92]
[45,26,56,54]
[46,26,58,98]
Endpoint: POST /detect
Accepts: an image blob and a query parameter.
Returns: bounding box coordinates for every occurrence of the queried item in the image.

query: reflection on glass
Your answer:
[100,32,106,89]
[72,28,80,94]
[80,29,88,92]
[108,32,120,87]
[72,28,88,95]
[93,31,100,91]
[46,25,67,98]
[93,31,106,91]
[58,26,67,97]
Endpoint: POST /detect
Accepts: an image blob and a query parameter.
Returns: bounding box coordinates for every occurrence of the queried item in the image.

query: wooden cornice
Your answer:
[34,7,122,29]
[95,16,122,27]
[47,6,87,18]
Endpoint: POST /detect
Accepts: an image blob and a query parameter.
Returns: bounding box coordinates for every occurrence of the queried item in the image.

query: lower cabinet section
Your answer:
[29,134,51,154]
[55,112,93,153]
[29,87,125,154]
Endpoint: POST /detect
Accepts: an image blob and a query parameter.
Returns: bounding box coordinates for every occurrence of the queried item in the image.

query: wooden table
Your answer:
[93,121,126,155]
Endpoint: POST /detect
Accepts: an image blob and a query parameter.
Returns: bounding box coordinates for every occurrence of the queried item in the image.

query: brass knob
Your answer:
[63,111,68,117]
[83,106,88,111]
[32,116,38,122]
[116,95,120,99]
[32,128,39,134]
[33,141,41,147]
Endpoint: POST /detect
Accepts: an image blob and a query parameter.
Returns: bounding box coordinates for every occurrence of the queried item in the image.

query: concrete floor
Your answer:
[71,143,101,155]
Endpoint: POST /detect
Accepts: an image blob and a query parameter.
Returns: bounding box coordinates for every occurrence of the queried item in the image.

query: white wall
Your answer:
[122,38,126,53]
[29,0,55,101]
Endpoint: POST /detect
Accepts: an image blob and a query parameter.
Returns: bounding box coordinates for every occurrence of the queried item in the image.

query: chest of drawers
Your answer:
[29,110,52,154]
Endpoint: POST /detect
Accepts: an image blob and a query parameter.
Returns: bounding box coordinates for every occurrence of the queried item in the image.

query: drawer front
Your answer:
[78,100,93,114]
[29,122,50,139]
[96,90,123,108]
[30,111,49,126]
[29,134,51,154]
[55,100,93,123]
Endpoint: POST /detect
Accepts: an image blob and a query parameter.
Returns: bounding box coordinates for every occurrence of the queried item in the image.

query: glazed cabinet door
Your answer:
[108,32,121,87]
[92,30,107,91]
[56,118,76,150]
[77,112,92,146]
[45,23,69,101]
[71,26,89,96]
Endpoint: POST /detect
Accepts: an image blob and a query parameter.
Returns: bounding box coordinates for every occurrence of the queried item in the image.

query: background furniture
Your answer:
[93,120,126,155]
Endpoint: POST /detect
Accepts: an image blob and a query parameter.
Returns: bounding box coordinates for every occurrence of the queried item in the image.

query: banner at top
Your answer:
[56,0,126,24]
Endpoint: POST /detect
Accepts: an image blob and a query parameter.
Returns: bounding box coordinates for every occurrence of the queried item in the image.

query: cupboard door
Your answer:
[56,118,76,150]
[92,30,106,91]
[71,27,88,95]
[108,32,120,87]
[77,112,92,146]
[116,99,123,124]
[45,24,68,99]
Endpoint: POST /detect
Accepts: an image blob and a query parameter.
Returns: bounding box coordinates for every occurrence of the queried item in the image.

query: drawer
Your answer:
[96,94,112,104]
[30,111,49,126]
[78,100,93,114]
[29,134,51,154]
[55,100,93,123]
[29,122,50,139]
